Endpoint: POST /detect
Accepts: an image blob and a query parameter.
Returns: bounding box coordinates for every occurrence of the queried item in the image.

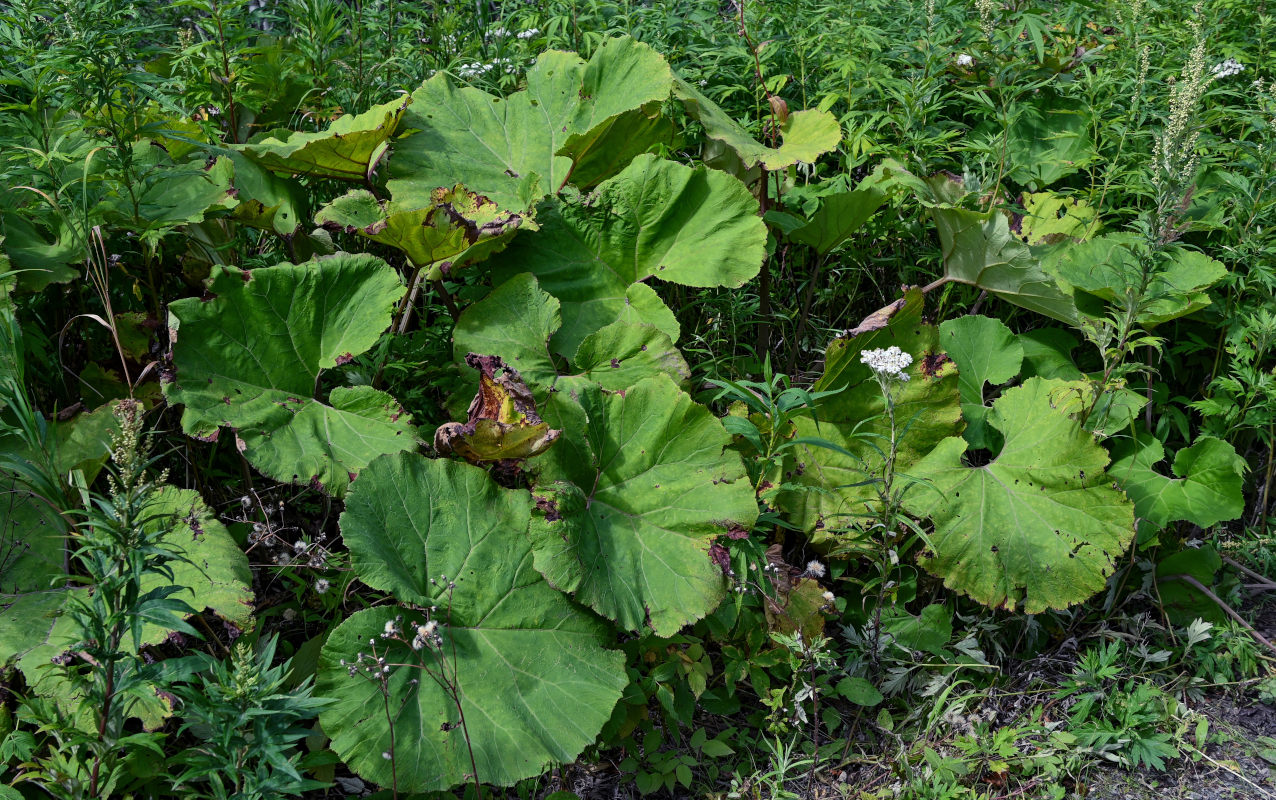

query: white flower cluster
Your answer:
[517,28,540,39]
[955,53,974,67]
[1212,58,1244,78]
[455,58,516,79]
[860,346,913,379]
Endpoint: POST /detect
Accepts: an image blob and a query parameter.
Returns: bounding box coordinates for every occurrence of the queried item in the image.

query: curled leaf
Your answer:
[434,354,560,463]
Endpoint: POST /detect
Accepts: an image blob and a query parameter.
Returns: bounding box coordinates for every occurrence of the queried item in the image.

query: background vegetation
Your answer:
[1,0,1275,798]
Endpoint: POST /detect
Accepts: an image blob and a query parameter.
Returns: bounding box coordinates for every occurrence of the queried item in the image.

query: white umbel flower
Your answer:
[860,346,913,379]
[1212,58,1244,78]
[517,28,539,39]
[955,53,974,67]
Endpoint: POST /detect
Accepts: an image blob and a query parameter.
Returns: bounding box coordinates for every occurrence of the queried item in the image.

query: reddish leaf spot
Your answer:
[709,542,731,574]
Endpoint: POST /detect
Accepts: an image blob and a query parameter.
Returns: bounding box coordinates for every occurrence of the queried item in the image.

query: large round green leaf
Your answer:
[235,95,410,181]
[452,272,689,402]
[673,77,841,170]
[1109,434,1246,532]
[164,254,415,496]
[937,315,1023,450]
[975,97,1095,189]
[926,198,1078,324]
[490,154,766,356]
[527,376,758,636]
[904,377,1136,613]
[777,289,962,540]
[322,453,626,790]
[388,37,673,209]
[1045,234,1226,327]
[315,186,527,278]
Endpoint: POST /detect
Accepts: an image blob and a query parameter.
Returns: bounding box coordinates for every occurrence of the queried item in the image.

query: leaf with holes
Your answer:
[315,185,527,279]
[904,377,1135,613]
[489,154,766,356]
[527,376,757,636]
[163,254,415,496]
[321,453,627,790]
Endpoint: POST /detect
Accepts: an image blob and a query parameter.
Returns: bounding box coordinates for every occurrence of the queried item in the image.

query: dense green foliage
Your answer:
[1,0,1274,797]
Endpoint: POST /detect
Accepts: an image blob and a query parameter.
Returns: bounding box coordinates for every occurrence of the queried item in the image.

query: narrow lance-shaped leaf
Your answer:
[320,454,627,791]
[163,254,415,496]
[1,487,252,727]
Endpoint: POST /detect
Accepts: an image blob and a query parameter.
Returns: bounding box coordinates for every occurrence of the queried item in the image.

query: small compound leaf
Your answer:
[490,154,765,355]
[528,376,758,636]
[325,453,627,790]
[164,255,414,496]
[235,95,410,180]
[434,354,561,463]
[904,377,1136,613]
